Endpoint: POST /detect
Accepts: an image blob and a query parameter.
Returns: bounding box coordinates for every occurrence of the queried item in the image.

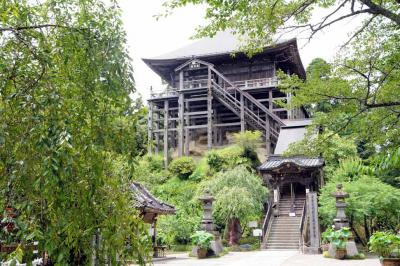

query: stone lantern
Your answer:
[198,190,215,233]
[328,183,358,257]
[193,190,223,256]
[331,183,350,230]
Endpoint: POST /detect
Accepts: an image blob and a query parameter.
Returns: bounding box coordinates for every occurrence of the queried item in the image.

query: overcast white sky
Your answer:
[119,1,358,101]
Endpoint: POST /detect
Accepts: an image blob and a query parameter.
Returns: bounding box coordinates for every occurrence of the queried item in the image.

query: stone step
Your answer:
[267,237,300,241]
[265,245,299,249]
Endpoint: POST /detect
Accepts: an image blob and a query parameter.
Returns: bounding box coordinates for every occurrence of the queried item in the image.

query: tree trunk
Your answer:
[364,215,370,241]
[228,218,242,246]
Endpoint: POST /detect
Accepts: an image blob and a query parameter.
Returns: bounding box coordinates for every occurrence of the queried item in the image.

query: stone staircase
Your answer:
[264,196,305,250]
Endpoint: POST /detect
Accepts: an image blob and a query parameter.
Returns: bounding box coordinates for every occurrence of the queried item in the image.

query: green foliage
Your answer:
[321,227,335,244]
[133,154,168,185]
[326,227,351,250]
[369,231,400,258]
[232,131,262,152]
[233,131,262,169]
[190,157,210,181]
[285,130,358,167]
[153,177,202,245]
[206,166,267,225]
[168,156,196,180]
[0,0,151,264]
[375,147,400,188]
[319,173,400,235]
[190,231,214,249]
[207,151,226,173]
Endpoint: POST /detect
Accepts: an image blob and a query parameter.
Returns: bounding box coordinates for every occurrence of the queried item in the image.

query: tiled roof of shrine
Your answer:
[259,155,324,171]
[130,182,176,215]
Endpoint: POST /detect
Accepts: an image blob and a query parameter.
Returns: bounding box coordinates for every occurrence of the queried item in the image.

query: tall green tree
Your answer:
[0,0,150,264]
[162,0,400,50]
[162,0,400,161]
[205,166,267,245]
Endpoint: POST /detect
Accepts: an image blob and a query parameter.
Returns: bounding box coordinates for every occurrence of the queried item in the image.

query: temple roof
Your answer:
[274,119,312,154]
[142,32,306,84]
[130,182,176,215]
[258,155,324,171]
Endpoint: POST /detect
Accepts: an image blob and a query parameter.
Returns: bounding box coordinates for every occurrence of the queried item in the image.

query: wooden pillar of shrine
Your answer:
[163,100,169,168]
[207,67,213,150]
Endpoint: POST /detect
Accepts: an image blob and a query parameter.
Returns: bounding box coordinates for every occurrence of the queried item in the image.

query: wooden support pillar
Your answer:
[163,100,169,168]
[147,101,153,155]
[178,71,184,156]
[265,117,271,156]
[213,108,218,145]
[269,90,273,112]
[207,67,213,150]
[155,110,160,154]
[240,94,245,132]
[184,101,190,156]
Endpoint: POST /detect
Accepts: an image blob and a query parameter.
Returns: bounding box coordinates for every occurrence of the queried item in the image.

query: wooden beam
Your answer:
[184,100,190,156]
[207,67,213,150]
[240,94,245,132]
[185,97,208,102]
[147,102,153,155]
[269,90,273,112]
[265,118,271,156]
[214,122,242,127]
[184,111,210,116]
[185,124,208,129]
[155,110,160,154]
[164,100,169,168]
[178,71,184,156]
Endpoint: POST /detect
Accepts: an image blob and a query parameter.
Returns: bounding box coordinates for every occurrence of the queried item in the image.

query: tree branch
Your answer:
[0,24,85,33]
[358,0,400,25]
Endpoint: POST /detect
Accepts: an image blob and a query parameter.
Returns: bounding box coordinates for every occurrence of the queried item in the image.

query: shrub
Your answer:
[190,231,214,249]
[232,131,262,151]
[189,157,209,181]
[168,156,196,180]
[327,227,351,250]
[321,227,334,244]
[133,154,168,185]
[207,151,226,172]
[369,231,400,258]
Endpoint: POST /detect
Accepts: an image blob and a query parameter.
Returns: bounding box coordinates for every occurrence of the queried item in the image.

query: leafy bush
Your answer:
[369,231,400,258]
[321,227,335,244]
[133,154,168,185]
[232,131,262,152]
[232,131,261,169]
[207,151,226,173]
[190,231,214,249]
[327,227,351,250]
[190,157,209,181]
[168,156,196,180]
[153,177,202,245]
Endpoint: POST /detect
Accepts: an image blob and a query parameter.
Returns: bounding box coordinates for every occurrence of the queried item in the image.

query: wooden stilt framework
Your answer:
[147,57,308,166]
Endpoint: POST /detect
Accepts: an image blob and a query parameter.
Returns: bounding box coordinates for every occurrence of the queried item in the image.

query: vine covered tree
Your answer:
[0,0,150,264]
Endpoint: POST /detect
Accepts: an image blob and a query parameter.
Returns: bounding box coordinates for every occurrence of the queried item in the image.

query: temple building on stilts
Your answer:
[144,32,323,252]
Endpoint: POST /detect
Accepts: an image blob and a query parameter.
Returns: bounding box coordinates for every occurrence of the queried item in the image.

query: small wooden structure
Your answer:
[130,182,176,257]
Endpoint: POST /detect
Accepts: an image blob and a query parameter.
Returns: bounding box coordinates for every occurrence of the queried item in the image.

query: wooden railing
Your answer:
[262,197,274,242]
[210,67,284,129]
[299,200,307,252]
[150,89,178,98]
[230,77,278,89]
